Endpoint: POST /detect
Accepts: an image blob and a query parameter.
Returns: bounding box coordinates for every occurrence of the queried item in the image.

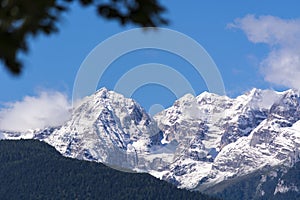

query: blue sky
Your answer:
[1,1,300,130]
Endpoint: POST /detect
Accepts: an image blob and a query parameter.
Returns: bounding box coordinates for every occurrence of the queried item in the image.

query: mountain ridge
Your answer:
[1,87,300,199]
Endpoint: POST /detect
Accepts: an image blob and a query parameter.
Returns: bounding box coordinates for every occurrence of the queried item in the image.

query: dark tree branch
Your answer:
[0,0,168,75]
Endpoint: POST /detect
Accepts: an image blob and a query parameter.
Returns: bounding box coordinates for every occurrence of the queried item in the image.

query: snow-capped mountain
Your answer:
[152,88,286,189]
[1,88,165,171]
[41,88,167,171]
[1,87,300,199]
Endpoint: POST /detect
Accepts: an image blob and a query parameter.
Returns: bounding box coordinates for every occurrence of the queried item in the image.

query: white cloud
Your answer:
[229,15,300,89]
[0,91,71,132]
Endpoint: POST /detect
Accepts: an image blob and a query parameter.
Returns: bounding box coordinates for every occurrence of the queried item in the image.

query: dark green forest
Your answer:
[0,139,218,200]
[203,163,300,200]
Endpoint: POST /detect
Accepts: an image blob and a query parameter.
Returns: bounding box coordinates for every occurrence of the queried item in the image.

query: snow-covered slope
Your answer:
[1,87,300,197]
[203,90,300,187]
[153,88,300,190]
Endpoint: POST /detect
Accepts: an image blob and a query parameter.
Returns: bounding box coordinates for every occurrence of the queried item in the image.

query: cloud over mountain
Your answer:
[0,91,70,132]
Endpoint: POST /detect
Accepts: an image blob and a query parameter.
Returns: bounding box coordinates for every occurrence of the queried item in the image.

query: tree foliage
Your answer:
[207,164,300,200]
[0,0,168,75]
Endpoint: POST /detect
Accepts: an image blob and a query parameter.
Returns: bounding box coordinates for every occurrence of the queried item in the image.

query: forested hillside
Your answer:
[203,164,300,200]
[0,140,217,200]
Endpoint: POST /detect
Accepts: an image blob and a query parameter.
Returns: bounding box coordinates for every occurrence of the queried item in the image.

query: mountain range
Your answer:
[1,87,300,199]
